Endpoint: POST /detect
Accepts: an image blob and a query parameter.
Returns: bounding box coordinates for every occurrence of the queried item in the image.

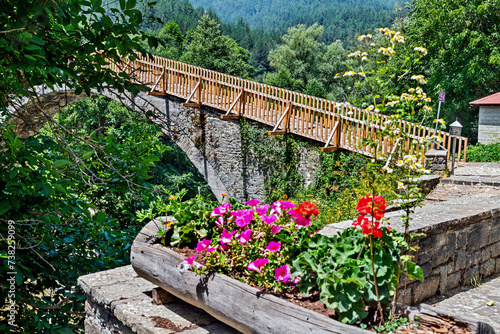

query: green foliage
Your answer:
[188,0,398,44]
[405,0,500,141]
[0,0,158,108]
[180,13,255,78]
[267,24,348,98]
[465,142,500,162]
[239,119,303,203]
[374,316,419,333]
[137,190,220,247]
[292,227,422,324]
[0,122,160,332]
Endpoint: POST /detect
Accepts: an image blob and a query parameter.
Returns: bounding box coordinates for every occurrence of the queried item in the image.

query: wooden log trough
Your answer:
[131,220,497,334]
[131,220,370,334]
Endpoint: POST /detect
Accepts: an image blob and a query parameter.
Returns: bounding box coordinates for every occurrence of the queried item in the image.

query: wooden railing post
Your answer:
[196,76,202,104]
[238,88,246,117]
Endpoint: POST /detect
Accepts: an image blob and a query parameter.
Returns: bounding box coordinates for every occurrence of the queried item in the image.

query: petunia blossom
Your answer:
[235,210,253,227]
[211,202,232,217]
[215,216,225,228]
[183,255,196,265]
[266,241,281,252]
[271,225,282,234]
[295,215,311,228]
[206,247,216,253]
[247,258,269,272]
[246,199,261,207]
[239,228,252,245]
[220,229,234,244]
[196,239,212,252]
[261,214,277,225]
[275,264,291,283]
[256,204,270,216]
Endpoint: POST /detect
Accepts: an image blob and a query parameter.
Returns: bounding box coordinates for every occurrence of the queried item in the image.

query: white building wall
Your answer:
[478,106,500,144]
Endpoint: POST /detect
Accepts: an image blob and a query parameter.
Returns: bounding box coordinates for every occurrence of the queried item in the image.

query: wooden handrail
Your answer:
[108,55,468,162]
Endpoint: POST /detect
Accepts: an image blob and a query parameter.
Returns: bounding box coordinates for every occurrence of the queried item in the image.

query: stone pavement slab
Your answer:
[433,274,500,333]
[78,266,240,334]
[444,162,500,186]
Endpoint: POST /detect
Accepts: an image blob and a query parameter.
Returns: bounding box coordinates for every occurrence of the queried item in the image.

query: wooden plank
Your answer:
[152,287,178,305]
[221,115,240,120]
[268,130,287,136]
[181,103,201,107]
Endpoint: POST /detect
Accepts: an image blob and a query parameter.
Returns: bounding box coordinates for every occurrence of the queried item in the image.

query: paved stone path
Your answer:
[432,274,500,333]
[442,162,500,187]
[424,162,500,333]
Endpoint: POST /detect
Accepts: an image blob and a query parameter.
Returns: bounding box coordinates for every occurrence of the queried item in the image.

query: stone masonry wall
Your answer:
[322,193,500,305]
[131,91,320,203]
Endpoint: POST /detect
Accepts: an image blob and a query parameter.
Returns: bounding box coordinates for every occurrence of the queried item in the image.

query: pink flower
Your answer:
[196,239,212,252]
[261,214,277,225]
[271,225,282,234]
[183,255,196,265]
[291,276,300,284]
[266,241,281,252]
[275,264,291,283]
[239,228,252,245]
[246,199,261,207]
[256,204,270,216]
[296,215,311,228]
[247,258,269,272]
[235,209,254,227]
[211,203,232,217]
[271,200,296,214]
[215,216,225,228]
[207,247,216,253]
[288,209,300,219]
[220,229,234,244]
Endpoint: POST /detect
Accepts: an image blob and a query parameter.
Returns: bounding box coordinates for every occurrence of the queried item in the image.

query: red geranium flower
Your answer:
[353,215,383,238]
[355,195,386,220]
[295,201,320,218]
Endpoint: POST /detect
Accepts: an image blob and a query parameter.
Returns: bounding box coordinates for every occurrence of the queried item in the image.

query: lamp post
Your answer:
[449,120,463,175]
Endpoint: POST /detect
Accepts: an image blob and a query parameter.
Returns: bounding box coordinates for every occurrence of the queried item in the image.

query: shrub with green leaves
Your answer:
[465,142,500,162]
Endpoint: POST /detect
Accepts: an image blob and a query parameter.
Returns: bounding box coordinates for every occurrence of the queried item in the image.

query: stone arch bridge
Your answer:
[13,54,469,202]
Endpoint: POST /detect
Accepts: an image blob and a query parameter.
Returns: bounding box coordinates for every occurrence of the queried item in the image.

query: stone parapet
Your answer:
[77,266,239,334]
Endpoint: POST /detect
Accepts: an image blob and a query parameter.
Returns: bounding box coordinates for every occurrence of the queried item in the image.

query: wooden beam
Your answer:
[220,115,240,120]
[270,105,291,132]
[181,103,201,107]
[151,287,178,305]
[147,91,167,96]
[150,68,165,93]
[320,146,338,152]
[268,130,287,136]
[320,121,340,152]
[182,80,201,106]
[222,90,243,117]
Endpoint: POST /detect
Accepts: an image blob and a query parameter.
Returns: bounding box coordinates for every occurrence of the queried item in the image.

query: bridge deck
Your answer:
[108,55,468,162]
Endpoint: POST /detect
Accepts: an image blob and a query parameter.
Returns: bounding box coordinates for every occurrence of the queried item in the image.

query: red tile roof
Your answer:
[470,92,500,105]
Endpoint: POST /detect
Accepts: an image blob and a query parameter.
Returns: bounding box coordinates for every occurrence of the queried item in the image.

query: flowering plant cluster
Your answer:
[336,27,433,125]
[183,199,320,290]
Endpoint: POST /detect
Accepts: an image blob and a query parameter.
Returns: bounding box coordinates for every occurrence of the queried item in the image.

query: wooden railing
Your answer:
[108,55,468,162]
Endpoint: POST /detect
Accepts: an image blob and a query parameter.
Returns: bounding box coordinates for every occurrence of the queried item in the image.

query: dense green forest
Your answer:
[189,0,399,43]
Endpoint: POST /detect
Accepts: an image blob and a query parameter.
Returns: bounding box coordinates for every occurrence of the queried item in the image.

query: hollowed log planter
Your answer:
[131,221,370,334]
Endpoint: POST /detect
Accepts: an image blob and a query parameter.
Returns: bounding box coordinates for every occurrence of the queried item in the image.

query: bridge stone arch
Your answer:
[13,85,320,203]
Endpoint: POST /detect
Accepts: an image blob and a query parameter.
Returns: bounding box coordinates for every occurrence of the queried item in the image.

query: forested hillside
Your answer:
[188,0,399,43]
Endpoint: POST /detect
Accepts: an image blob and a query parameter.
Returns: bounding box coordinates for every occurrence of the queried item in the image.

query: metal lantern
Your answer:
[449,120,463,137]
[449,119,463,175]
